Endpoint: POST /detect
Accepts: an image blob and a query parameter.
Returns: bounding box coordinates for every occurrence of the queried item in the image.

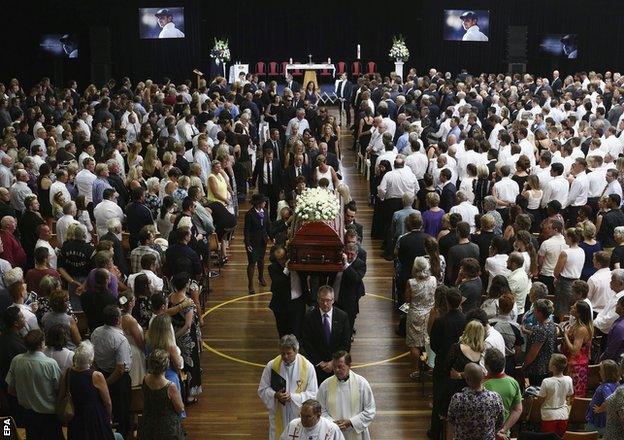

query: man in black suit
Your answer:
[301,285,351,384]
[429,288,467,439]
[438,168,457,214]
[261,128,284,165]
[335,73,353,126]
[394,213,430,303]
[252,147,282,221]
[334,243,366,335]
[284,153,311,192]
[244,193,271,294]
[344,201,363,242]
[285,74,300,94]
[551,70,562,96]
[268,245,305,338]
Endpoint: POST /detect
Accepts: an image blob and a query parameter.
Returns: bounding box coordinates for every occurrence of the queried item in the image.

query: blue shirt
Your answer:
[396,132,410,153]
[587,382,619,428]
[601,316,624,362]
[92,177,112,206]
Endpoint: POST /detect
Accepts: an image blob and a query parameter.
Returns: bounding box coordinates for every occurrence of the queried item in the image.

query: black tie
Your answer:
[273,141,278,159]
[297,166,301,177]
[267,161,271,186]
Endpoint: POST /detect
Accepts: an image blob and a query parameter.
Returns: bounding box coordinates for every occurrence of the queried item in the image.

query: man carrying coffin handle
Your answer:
[316,351,376,440]
[258,335,318,440]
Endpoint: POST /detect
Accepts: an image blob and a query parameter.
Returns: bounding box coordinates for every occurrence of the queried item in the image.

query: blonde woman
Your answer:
[127,142,143,168]
[522,174,543,221]
[406,256,437,379]
[142,145,162,178]
[126,164,145,190]
[119,290,146,387]
[146,314,185,403]
[578,221,602,280]
[442,319,486,417]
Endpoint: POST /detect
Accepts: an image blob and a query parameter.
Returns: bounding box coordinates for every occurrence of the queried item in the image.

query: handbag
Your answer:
[56,369,75,425]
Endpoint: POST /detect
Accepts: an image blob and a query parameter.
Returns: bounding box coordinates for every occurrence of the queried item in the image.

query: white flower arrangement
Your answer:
[210,38,231,63]
[389,35,409,62]
[294,188,340,222]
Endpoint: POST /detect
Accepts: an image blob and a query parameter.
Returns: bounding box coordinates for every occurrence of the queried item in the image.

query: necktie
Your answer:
[273,141,279,160]
[267,161,272,185]
[297,166,301,177]
[322,313,331,345]
[258,209,264,225]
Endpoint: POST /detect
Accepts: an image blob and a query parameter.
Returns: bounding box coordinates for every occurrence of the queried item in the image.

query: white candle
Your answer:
[357,44,361,59]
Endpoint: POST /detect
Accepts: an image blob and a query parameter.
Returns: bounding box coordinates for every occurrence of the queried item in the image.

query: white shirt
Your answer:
[534,165,553,188]
[405,151,429,179]
[286,117,310,137]
[35,239,57,269]
[488,124,504,150]
[560,247,585,279]
[463,25,489,41]
[538,234,568,277]
[508,267,531,314]
[567,171,588,207]
[377,167,419,200]
[484,327,506,359]
[0,164,13,188]
[75,169,97,204]
[377,150,398,170]
[594,290,624,333]
[78,151,94,170]
[158,22,185,39]
[485,254,511,290]
[541,175,569,208]
[450,201,479,233]
[93,199,125,237]
[281,417,345,440]
[127,269,164,293]
[49,180,71,207]
[382,117,396,138]
[456,150,486,181]
[604,179,623,202]
[538,376,574,421]
[9,181,32,212]
[587,167,608,198]
[587,268,614,313]
[77,119,91,139]
[262,160,274,185]
[493,177,519,208]
[55,215,79,247]
[194,149,212,185]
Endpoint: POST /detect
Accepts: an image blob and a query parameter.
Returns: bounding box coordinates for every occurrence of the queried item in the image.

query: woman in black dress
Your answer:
[371,160,392,239]
[244,193,270,294]
[320,123,340,158]
[357,107,374,155]
[67,341,116,440]
[37,163,53,220]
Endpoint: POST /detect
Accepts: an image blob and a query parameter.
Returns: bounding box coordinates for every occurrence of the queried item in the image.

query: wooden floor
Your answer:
[184,119,433,438]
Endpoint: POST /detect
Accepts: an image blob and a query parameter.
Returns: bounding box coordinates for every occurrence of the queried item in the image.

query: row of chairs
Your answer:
[518,396,598,439]
[254,61,378,78]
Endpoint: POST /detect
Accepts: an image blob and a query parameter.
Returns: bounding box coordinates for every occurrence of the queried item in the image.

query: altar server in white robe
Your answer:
[281,399,345,440]
[316,351,375,440]
[259,335,318,440]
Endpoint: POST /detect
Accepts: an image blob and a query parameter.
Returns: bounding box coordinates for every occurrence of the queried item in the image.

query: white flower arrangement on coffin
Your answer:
[389,34,409,62]
[294,188,340,222]
[210,38,231,65]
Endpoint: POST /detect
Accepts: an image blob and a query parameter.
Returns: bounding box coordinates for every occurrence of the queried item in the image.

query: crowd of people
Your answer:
[3,64,624,439]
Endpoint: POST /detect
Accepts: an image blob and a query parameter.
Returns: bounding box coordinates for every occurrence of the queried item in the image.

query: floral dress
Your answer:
[406,276,437,348]
[170,297,203,398]
[563,331,591,397]
[145,192,161,219]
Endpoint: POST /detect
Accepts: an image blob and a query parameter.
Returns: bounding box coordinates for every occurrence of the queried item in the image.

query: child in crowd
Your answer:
[586,359,621,435]
[537,353,574,436]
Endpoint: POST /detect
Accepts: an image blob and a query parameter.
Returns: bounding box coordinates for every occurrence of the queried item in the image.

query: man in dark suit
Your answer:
[335,73,353,126]
[284,153,311,192]
[244,193,271,294]
[429,288,467,439]
[551,70,562,96]
[394,213,431,305]
[344,201,363,242]
[252,147,282,221]
[301,285,352,384]
[261,128,284,165]
[438,168,457,214]
[268,245,305,338]
[334,243,366,334]
[285,74,300,94]
[310,142,340,177]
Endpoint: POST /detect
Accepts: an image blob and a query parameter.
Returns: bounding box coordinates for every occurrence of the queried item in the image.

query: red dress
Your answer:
[563,331,591,397]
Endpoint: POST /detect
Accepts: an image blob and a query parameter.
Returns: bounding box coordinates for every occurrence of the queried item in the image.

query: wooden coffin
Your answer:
[288,220,344,272]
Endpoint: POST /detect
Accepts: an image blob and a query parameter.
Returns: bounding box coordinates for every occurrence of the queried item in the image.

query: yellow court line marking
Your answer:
[202,291,409,369]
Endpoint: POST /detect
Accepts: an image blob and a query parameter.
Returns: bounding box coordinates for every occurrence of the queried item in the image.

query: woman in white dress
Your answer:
[119,291,146,387]
[313,154,340,190]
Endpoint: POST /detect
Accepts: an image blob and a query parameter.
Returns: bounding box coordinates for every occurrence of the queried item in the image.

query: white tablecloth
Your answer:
[284,63,336,78]
[228,64,249,84]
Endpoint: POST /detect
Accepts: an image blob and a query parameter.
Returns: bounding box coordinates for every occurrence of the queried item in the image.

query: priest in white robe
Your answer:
[259,335,318,440]
[316,351,376,440]
[281,399,345,440]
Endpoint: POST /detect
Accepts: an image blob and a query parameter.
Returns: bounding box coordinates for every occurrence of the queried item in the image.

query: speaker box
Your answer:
[90,27,112,85]
[507,26,527,63]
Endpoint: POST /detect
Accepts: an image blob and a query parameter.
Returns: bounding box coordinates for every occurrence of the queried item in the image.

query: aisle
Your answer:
[183,118,432,438]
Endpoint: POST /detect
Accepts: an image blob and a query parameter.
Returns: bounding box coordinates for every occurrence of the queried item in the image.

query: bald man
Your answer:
[447,363,504,440]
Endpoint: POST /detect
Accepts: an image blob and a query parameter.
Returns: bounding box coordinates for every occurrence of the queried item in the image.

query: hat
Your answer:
[154,8,172,17]
[460,11,478,20]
